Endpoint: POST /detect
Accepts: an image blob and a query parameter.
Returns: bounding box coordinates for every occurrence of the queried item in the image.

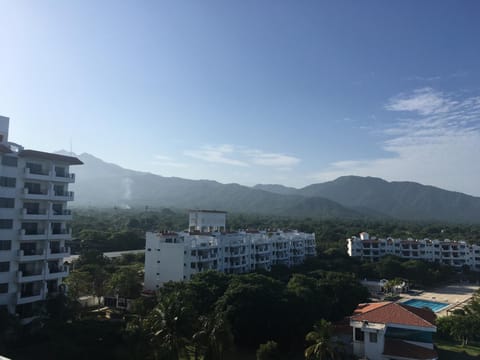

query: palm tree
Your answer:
[145,292,193,360]
[191,313,233,360]
[304,319,341,360]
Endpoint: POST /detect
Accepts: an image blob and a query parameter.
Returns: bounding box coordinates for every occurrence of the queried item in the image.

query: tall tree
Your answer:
[304,319,341,360]
[144,291,195,360]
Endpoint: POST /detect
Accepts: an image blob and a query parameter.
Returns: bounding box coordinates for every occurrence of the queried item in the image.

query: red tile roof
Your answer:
[353,302,391,315]
[351,302,436,328]
[383,338,438,359]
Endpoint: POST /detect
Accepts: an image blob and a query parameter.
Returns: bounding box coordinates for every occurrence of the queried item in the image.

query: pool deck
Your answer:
[398,283,479,316]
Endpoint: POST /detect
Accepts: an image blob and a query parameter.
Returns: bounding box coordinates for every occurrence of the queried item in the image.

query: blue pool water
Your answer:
[402,299,449,312]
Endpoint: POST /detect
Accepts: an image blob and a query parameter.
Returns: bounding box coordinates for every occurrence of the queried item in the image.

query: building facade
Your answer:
[144,210,316,290]
[350,302,438,360]
[0,116,82,320]
[347,232,480,270]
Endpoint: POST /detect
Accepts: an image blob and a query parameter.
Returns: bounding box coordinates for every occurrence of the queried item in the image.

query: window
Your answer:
[0,198,14,208]
[354,328,364,342]
[0,262,9,272]
[1,156,17,167]
[369,332,377,343]
[0,177,16,188]
[0,283,8,294]
[0,220,13,229]
[0,240,11,251]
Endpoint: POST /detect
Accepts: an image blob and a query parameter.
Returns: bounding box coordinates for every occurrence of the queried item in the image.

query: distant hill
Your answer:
[258,176,480,223]
[253,184,298,195]
[66,152,480,223]
[68,153,360,219]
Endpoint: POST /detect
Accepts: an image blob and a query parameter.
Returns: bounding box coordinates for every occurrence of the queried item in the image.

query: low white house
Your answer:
[144,210,316,290]
[350,302,438,360]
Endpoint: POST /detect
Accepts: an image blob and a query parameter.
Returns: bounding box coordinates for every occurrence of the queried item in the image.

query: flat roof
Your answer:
[18,149,83,165]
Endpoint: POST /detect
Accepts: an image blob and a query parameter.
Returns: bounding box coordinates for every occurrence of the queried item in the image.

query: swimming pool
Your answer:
[402,299,449,312]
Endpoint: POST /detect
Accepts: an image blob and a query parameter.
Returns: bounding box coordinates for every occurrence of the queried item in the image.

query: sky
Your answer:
[1,1,480,196]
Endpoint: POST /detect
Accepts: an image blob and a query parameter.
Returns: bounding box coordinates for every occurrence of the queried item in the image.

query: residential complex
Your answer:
[350,301,438,360]
[0,116,82,320]
[144,210,316,290]
[347,232,480,270]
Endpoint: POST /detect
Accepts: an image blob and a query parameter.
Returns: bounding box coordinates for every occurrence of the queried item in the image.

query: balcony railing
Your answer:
[23,188,49,197]
[53,191,74,200]
[19,228,47,240]
[24,167,50,178]
[49,246,69,255]
[52,209,72,216]
[17,248,44,256]
[17,270,44,282]
[54,172,75,181]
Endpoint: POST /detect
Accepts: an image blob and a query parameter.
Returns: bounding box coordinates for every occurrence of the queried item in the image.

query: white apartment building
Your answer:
[144,210,316,290]
[0,116,82,320]
[347,232,480,270]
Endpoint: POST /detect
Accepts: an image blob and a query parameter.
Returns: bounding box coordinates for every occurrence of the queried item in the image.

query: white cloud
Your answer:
[312,88,480,196]
[184,144,300,170]
[152,154,189,168]
[184,145,249,167]
[245,149,300,169]
[385,87,457,115]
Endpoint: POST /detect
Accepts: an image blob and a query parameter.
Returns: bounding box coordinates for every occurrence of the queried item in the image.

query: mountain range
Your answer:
[66,152,480,223]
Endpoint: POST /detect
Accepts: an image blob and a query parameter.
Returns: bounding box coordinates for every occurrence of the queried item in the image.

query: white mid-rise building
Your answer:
[347,232,480,270]
[144,210,316,290]
[0,116,82,320]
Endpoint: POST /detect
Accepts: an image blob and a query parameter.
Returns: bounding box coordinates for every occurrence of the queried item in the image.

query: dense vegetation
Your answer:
[1,249,370,360]
[1,209,478,359]
[70,208,480,254]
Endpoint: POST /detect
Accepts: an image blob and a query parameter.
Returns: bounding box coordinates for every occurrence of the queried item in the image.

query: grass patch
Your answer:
[436,339,480,359]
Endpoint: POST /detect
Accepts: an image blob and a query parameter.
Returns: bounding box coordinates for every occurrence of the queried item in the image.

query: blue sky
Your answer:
[1,1,480,195]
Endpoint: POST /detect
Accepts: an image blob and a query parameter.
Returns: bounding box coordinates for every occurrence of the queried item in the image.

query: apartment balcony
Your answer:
[16,248,46,262]
[254,238,269,245]
[198,263,218,271]
[291,250,305,257]
[53,172,75,183]
[255,247,269,254]
[275,252,289,260]
[52,191,74,202]
[197,253,217,262]
[229,261,246,269]
[17,270,44,283]
[18,228,48,241]
[47,247,70,260]
[229,251,244,257]
[24,167,51,181]
[22,188,50,201]
[49,228,72,240]
[50,209,73,221]
[17,288,44,305]
[229,241,245,248]
[46,266,69,280]
[19,208,49,221]
[255,256,270,264]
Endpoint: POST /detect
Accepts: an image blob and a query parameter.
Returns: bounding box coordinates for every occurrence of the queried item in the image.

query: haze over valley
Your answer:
[70,152,480,224]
